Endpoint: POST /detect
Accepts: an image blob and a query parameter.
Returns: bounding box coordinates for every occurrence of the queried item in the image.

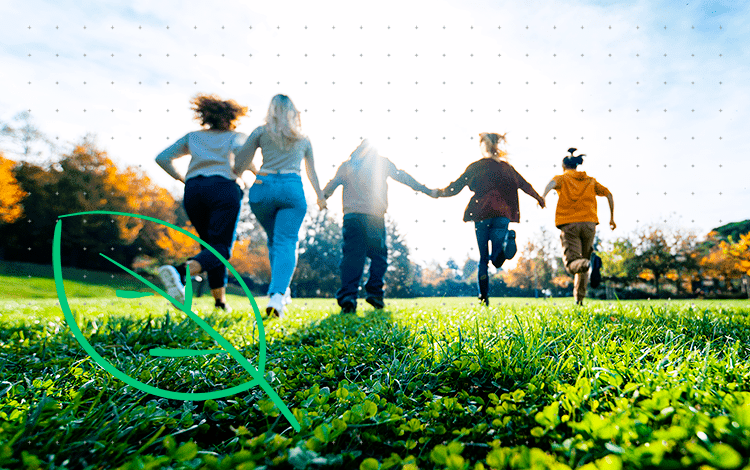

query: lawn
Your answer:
[1,285,750,469]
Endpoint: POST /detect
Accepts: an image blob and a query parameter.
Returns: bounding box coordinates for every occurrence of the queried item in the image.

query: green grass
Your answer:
[0,262,160,300]
[1,296,750,469]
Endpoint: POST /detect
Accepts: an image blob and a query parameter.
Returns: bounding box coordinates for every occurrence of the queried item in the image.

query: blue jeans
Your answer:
[248,173,307,295]
[475,216,510,297]
[183,175,242,290]
[337,213,387,306]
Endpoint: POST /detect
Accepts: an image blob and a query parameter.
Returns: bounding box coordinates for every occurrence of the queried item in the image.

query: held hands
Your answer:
[317,197,328,211]
[429,189,440,198]
[537,196,546,209]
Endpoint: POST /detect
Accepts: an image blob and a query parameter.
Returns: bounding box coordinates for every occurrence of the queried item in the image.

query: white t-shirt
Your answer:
[156,130,247,182]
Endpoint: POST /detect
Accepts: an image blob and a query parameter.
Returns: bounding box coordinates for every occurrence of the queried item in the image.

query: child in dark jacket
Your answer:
[322,139,435,313]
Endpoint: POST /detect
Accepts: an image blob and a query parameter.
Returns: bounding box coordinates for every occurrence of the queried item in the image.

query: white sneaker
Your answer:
[282,287,292,305]
[266,293,285,318]
[158,265,185,304]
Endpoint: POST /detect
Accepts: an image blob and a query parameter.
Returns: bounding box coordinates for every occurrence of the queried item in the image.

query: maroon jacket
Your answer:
[438,158,539,223]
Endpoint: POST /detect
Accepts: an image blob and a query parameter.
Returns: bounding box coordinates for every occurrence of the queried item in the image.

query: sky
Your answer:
[2,0,748,271]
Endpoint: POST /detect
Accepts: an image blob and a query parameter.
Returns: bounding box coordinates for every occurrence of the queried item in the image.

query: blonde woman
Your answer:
[435,133,545,306]
[542,148,615,306]
[156,94,248,312]
[234,94,326,317]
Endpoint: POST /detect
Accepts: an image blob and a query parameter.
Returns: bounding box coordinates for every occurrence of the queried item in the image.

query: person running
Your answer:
[321,139,435,314]
[156,94,248,311]
[542,148,615,306]
[435,132,545,306]
[233,94,326,318]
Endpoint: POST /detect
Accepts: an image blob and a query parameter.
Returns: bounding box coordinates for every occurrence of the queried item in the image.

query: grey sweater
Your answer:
[155,130,247,182]
[323,156,431,217]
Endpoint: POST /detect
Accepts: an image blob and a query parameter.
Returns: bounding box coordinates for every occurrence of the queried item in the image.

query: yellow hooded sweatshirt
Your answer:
[552,170,611,227]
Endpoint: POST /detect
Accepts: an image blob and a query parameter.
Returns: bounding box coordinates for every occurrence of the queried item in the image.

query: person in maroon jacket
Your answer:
[435,132,546,305]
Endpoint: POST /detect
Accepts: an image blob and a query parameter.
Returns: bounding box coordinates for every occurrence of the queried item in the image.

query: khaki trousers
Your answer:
[559,222,597,302]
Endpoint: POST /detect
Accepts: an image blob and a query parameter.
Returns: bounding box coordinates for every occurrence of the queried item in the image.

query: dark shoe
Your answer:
[365,296,385,309]
[590,253,602,288]
[214,300,232,312]
[478,295,489,306]
[576,299,584,306]
[503,230,517,260]
[340,299,357,314]
[176,263,188,286]
[491,251,506,269]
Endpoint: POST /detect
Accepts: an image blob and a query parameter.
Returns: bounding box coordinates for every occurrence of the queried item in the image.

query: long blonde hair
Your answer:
[264,94,305,149]
[479,132,508,161]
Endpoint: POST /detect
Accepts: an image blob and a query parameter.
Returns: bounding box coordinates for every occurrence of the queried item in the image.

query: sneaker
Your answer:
[214,300,232,312]
[365,296,385,310]
[158,265,185,304]
[340,299,357,314]
[266,293,285,318]
[282,287,292,305]
[590,253,602,288]
[479,295,489,306]
[503,230,517,260]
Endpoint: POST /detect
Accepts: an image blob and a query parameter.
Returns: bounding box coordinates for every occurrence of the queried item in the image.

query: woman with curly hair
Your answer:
[435,132,546,306]
[234,94,326,318]
[156,93,249,312]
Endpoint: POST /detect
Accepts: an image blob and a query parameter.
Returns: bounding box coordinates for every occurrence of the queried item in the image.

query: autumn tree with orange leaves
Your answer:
[1,137,184,270]
[0,152,26,225]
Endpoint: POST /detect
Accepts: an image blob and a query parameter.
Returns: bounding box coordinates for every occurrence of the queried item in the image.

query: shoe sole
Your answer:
[365,298,384,309]
[158,266,185,304]
[340,300,357,314]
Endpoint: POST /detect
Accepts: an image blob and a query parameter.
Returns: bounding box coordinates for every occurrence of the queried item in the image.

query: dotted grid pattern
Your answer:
[6,2,749,270]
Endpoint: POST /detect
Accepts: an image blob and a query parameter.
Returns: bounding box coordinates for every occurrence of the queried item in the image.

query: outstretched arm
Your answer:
[514,169,546,208]
[595,180,615,230]
[303,144,327,210]
[435,170,470,198]
[542,180,557,199]
[233,127,261,176]
[322,163,345,200]
[606,193,615,230]
[387,160,432,195]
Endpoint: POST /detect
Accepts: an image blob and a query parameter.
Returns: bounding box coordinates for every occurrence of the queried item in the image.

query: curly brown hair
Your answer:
[190,94,248,131]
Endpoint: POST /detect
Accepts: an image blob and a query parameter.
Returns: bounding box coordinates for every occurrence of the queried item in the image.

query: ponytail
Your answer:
[563,148,585,169]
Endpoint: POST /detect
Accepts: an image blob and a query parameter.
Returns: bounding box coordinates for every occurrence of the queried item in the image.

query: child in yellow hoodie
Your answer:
[542,149,615,305]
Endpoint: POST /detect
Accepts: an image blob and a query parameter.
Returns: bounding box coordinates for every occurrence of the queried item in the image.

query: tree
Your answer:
[503,227,558,295]
[700,230,750,297]
[0,153,26,225]
[461,257,478,282]
[629,226,698,296]
[384,216,418,298]
[0,111,57,162]
[292,210,343,297]
[1,136,180,270]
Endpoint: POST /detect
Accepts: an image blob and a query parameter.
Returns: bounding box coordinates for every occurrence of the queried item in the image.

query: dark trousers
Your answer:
[183,175,242,290]
[475,216,510,299]
[337,213,387,306]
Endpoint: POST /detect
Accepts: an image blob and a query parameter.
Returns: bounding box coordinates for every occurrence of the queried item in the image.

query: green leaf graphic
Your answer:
[52,210,300,432]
